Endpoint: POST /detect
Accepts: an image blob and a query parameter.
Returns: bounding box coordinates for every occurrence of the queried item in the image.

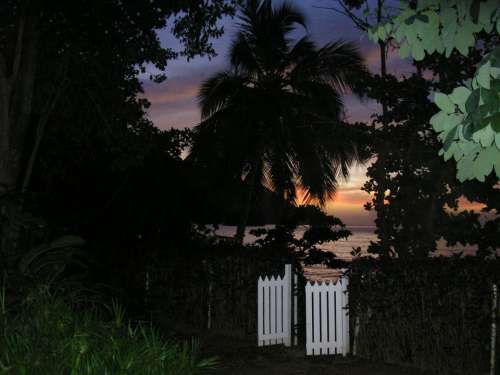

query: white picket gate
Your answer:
[257,264,293,346]
[305,277,349,356]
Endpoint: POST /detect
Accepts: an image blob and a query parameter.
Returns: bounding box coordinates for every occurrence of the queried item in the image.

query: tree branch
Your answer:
[21,61,69,193]
[10,1,29,88]
[0,53,11,190]
[313,3,370,31]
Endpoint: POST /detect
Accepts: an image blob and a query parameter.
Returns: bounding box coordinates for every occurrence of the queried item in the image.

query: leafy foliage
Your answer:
[368,0,500,181]
[0,287,217,374]
[349,256,500,374]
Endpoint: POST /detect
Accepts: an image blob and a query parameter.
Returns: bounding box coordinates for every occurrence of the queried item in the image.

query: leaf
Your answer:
[416,13,429,23]
[465,89,480,113]
[490,67,500,79]
[496,133,500,149]
[442,126,459,150]
[412,41,425,61]
[443,142,457,161]
[457,153,475,181]
[434,92,455,113]
[479,0,496,26]
[458,139,479,155]
[421,27,440,54]
[399,43,410,59]
[455,27,475,56]
[472,125,495,147]
[477,61,491,89]
[378,25,387,40]
[489,113,500,132]
[474,146,498,178]
[462,121,475,141]
[430,110,448,131]
[481,87,499,106]
[405,15,417,25]
[449,86,471,112]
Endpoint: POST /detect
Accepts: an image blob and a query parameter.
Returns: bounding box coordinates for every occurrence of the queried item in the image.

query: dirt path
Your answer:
[201,335,427,375]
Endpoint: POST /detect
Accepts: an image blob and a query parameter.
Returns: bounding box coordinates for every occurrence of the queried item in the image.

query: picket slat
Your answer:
[264,279,270,339]
[313,283,320,355]
[305,282,312,355]
[258,278,263,346]
[328,283,335,355]
[320,284,328,355]
[335,282,343,352]
[270,278,276,344]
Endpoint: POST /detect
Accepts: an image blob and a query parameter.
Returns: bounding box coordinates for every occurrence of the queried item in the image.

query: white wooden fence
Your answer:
[305,277,349,356]
[257,264,292,346]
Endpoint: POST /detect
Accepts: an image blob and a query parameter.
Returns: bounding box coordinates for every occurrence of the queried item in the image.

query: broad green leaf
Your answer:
[443,142,456,161]
[404,15,417,25]
[457,153,476,181]
[412,41,425,61]
[495,133,500,149]
[435,38,445,54]
[416,14,429,23]
[449,86,471,112]
[421,29,439,54]
[458,140,479,155]
[490,67,500,79]
[399,43,410,59]
[481,88,500,113]
[474,146,498,178]
[455,27,474,56]
[435,92,455,113]
[430,110,448,131]
[424,10,439,29]
[479,0,497,26]
[472,125,495,147]
[465,89,480,113]
[442,126,459,149]
[406,25,418,45]
[477,61,491,89]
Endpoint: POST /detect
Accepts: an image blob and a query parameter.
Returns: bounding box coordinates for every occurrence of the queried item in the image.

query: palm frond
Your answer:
[229,35,260,75]
[198,71,248,120]
[291,40,368,94]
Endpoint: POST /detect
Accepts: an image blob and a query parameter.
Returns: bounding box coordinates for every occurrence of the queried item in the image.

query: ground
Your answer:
[201,334,427,375]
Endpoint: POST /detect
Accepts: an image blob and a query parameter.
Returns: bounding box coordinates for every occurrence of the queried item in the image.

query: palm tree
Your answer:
[189,0,368,242]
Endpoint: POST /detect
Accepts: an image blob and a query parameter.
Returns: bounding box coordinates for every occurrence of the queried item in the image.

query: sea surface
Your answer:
[215,225,479,281]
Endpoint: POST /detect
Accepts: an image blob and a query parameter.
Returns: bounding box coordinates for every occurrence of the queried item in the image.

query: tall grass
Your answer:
[0,286,217,374]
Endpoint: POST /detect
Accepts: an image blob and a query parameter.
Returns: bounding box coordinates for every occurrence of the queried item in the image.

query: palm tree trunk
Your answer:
[235,164,258,243]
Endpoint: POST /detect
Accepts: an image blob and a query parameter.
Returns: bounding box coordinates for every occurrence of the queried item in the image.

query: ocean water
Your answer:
[215,225,480,281]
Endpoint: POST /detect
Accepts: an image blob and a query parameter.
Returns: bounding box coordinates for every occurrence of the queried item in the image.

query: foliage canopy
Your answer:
[369,0,500,182]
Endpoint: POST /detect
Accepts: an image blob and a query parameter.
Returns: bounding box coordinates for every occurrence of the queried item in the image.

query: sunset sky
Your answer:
[142,0,417,226]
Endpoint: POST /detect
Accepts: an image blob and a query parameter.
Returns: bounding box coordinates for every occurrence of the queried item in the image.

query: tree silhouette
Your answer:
[190,0,368,241]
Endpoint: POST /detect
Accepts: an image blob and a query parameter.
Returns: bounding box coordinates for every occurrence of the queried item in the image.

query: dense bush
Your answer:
[0,286,217,374]
[348,257,500,375]
[146,231,296,335]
